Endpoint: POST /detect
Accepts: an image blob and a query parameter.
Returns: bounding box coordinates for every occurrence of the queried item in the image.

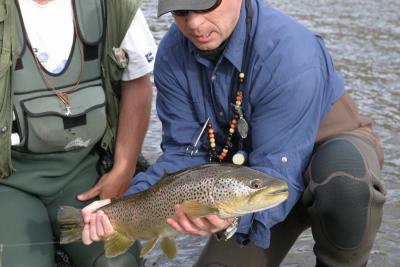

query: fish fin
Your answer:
[161,169,169,178]
[140,238,159,257]
[57,206,84,244]
[104,231,134,258]
[181,200,219,217]
[160,237,177,260]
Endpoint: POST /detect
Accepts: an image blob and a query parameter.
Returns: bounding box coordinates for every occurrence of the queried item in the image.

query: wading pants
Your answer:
[195,131,386,267]
[0,162,143,267]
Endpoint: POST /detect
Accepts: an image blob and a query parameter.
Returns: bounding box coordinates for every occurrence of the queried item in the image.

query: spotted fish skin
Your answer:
[58,163,288,260]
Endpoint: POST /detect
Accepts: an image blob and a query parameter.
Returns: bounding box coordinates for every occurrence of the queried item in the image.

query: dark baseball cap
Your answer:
[157,0,218,17]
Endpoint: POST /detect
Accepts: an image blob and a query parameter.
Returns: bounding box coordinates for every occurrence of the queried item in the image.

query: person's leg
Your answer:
[303,134,386,267]
[45,164,143,267]
[0,185,54,267]
[195,198,310,267]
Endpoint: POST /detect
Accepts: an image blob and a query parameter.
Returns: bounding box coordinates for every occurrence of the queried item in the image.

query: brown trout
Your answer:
[58,163,288,260]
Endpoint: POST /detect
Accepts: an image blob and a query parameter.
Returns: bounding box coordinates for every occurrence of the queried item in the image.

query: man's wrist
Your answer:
[214,217,240,241]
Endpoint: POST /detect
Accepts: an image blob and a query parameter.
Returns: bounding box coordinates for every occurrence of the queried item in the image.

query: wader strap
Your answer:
[0,0,16,178]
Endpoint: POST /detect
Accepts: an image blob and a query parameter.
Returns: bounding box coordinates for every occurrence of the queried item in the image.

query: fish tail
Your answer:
[57,205,84,244]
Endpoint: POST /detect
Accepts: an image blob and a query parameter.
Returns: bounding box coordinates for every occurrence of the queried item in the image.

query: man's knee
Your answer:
[305,137,385,247]
[98,241,143,267]
[93,251,142,267]
[310,175,371,248]
[308,138,367,185]
[303,136,385,266]
[62,240,143,267]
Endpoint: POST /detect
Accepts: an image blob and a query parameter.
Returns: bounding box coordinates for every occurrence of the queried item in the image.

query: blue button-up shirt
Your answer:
[125,0,344,249]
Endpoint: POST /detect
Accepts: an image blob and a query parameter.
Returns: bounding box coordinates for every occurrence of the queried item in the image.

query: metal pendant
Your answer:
[65,106,72,116]
[231,103,248,139]
[232,150,248,165]
[237,117,248,139]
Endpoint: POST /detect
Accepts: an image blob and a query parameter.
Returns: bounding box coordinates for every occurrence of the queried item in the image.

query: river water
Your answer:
[140,0,400,266]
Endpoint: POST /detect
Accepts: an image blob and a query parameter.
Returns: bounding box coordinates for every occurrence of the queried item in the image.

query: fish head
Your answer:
[210,165,289,218]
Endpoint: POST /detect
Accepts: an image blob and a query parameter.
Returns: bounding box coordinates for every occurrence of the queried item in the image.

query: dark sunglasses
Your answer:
[171,0,222,17]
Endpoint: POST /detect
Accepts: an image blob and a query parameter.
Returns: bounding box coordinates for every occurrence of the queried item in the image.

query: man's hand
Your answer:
[166,204,234,237]
[78,74,152,201]
[77,169,131,200]
[81,199,114,245]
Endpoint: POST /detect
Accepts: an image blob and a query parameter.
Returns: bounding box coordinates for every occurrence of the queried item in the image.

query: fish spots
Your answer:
[95,163,287,246]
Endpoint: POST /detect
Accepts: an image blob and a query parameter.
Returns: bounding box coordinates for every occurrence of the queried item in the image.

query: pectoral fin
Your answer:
[104,231,134,258]
[160,237,177,260]
[181,200,219,217]
[140,238,159,257]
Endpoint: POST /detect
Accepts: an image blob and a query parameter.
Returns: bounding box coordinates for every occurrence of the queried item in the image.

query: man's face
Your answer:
[172,0,243,51]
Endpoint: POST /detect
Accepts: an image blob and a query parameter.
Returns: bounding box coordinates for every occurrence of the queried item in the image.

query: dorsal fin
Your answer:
[161,169,169,178]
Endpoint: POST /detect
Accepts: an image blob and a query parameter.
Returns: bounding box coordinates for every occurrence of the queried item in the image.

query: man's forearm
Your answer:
[113,74,153,180]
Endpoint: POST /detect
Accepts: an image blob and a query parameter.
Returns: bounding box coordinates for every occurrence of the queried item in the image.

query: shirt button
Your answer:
[211,74,217,81]
[1,126,7,133]
[281,156,288,163]
[219,112,224,117]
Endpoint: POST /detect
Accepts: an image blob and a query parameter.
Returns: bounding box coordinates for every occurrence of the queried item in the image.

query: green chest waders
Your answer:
[0,1,143,266]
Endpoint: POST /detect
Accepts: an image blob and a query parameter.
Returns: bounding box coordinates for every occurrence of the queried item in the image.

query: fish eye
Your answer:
[250,179,263,189]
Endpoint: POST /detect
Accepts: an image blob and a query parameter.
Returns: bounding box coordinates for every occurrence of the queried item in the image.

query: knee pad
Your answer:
[312,175,370,249]
[306,139,371,249]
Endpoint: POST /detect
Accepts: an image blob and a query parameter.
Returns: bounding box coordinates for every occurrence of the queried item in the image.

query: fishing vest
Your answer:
[0,0,141,178]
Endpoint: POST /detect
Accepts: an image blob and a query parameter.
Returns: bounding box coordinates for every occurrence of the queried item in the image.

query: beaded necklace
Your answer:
[207,0,252,164]
[208,73,246,162]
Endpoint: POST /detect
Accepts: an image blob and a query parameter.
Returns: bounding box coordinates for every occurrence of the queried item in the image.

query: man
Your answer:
[0,0,156,266]
[83,0,386,266]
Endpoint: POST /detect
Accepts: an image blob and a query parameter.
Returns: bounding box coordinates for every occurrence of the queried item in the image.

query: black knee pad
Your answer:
[310,139,366,183]
[313,175,370,248]
[306,139,370,249]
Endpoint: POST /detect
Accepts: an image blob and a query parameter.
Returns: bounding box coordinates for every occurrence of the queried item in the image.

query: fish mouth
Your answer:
[265,188,289,196]
[247,185,289,211]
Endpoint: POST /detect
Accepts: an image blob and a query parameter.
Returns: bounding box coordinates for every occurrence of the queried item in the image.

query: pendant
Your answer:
[231,103,248,139]
[65,106,72,116]
[237,117,248,139]
[232,150,248,165]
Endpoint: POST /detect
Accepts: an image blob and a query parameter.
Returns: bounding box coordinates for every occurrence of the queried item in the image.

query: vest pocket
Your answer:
[20,85,106,153]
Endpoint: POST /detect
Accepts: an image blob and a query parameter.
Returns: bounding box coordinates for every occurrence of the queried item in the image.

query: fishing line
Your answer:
[0,243,3,267]
[0,241,59,248]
